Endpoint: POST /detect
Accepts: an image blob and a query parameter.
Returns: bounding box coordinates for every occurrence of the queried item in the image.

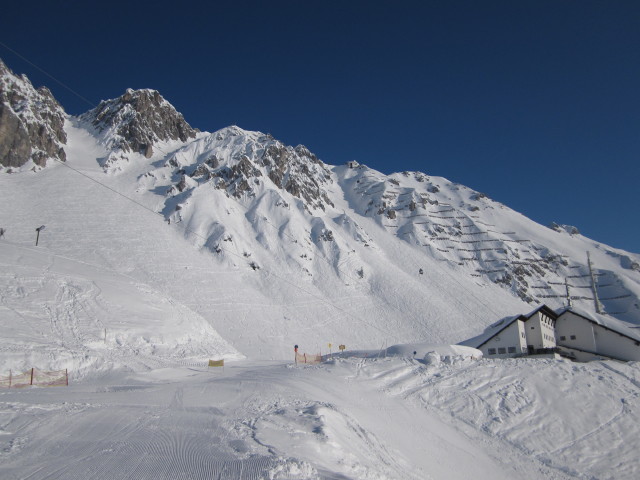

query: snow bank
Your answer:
[385,342,482,364]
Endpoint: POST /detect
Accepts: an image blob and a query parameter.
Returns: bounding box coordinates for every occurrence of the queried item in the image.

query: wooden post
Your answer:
[66,369,68,386]
[30,368,34,386]
[8,370,11,388]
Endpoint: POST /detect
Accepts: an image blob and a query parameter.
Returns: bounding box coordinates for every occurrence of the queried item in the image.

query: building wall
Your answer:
[556,311,640,361]
[594,326,640,361]
[481,320,527,358]
[556,346,603,362]
[523,312,556,351]
[517,321,528,351]
[556,311,598,353]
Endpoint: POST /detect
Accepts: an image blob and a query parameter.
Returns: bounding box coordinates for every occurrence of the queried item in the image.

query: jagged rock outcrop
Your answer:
[164,126,335,211]
[0,59,67,169]
[549,222,580,235]
[81,88,197,157]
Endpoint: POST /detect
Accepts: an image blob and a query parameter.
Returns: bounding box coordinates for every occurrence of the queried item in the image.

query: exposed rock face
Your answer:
[0,59,67,169]
[81,88,197,156]
[262,142,334,210]
[165,126,335,211]
[549,222,580,235]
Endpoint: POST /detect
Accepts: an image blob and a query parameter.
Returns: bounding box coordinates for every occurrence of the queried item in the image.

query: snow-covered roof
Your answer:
[556,306,640,343]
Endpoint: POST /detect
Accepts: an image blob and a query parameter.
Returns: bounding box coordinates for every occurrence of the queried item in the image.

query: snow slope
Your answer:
[1,355,639,479]
[0,241,241,378]
[1,118,531,362]
[2,74,640,479]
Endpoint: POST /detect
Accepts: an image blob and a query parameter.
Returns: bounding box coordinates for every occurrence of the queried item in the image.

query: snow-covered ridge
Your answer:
[0,58,67,169]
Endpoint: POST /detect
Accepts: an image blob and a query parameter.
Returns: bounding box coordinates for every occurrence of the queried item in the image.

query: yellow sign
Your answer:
[328,343,332,348]
[208,359,224,367]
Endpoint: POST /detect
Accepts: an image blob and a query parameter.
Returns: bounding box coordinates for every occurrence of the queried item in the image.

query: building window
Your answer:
[488,348,496,355]
[508,347,516,353]
[570,335,576,340]
[531,326,535,330]
[498,347,506,354]
[560,336,566,341]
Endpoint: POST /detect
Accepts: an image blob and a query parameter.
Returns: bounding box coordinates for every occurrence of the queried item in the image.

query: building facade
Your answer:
[464,305,640,362]
[556,309,640,362]
[475,306,558,359]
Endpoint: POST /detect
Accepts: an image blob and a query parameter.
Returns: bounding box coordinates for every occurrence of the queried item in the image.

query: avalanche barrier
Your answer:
[0,368,69,388]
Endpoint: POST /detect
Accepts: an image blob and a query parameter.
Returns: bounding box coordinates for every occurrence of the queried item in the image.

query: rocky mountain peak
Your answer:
[0,58,67,170]
[81,88,197,158]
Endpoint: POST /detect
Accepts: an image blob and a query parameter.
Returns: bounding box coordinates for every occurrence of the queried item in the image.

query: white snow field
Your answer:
[1,355,639,479]
[1,113,640,478]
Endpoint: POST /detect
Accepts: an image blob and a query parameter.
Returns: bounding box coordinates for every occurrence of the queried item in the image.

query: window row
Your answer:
[559,335,577,341]
[488,347,517,355]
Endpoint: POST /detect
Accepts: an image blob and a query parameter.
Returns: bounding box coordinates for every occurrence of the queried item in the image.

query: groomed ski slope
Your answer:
[1,356,639,479]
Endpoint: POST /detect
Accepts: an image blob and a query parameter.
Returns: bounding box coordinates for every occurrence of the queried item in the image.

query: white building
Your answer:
[461,305,558,359]
[555,307,640,362]
[461,304,640,362]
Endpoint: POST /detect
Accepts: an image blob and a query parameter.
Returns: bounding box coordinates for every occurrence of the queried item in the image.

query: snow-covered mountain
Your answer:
[1,62,639,369]
[3,60,640,480]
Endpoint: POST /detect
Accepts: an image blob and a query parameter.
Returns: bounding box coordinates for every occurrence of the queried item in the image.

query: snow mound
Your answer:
[0,242,242,379]
[385,343,482,363]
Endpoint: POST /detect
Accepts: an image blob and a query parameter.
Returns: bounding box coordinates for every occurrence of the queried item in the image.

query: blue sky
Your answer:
[2,1,638,253]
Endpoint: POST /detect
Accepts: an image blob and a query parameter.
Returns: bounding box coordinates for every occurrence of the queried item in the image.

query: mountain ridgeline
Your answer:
[1,58,639,337]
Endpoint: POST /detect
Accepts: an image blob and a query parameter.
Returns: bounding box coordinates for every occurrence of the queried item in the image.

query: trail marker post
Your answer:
[35,225,45,246]
[339,344,346,356]
[328,343,332,358]
[294,345,299,364]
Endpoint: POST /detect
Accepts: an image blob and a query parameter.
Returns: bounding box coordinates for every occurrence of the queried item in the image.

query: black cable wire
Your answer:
[0,41,96,109]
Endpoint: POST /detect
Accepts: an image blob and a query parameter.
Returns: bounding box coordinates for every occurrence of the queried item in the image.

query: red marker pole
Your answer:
[294,345,299,364]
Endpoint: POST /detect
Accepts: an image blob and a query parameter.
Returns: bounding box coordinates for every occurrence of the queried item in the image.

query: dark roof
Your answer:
[460,304,558,349]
